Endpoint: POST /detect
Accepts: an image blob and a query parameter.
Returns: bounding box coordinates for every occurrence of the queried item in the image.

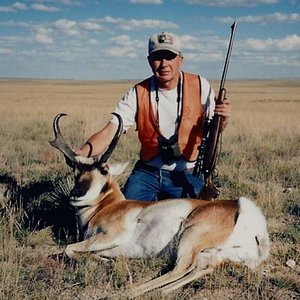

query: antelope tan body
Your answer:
[49,113,270,298]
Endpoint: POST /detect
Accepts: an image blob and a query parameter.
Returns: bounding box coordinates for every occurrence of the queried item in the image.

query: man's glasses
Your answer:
[149,51,178,62]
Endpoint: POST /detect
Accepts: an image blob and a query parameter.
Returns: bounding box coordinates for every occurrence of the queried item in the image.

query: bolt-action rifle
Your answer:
[193,21,237,200]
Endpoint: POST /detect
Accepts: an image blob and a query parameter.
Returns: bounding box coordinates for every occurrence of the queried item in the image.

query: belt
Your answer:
[135,161,194,173]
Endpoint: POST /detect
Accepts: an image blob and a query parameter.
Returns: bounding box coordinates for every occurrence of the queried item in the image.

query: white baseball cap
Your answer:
[148,32,182,55]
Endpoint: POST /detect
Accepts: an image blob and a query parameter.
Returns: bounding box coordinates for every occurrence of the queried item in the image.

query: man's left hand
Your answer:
[214,98,231,118]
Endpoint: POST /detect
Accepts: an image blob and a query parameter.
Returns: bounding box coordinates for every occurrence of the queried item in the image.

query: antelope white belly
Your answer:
[100,200,194,258]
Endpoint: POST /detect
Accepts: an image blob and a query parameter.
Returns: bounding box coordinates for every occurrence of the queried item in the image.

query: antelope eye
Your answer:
[100,167,109,175]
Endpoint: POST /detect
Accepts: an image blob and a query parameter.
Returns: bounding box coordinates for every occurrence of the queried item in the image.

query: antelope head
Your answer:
[49,113,125,206]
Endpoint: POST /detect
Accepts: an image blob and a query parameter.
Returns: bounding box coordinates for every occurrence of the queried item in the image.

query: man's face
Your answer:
[148,50,183,86]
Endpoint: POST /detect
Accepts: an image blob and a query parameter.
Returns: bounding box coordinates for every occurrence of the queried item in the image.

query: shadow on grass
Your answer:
[0,174,79,243]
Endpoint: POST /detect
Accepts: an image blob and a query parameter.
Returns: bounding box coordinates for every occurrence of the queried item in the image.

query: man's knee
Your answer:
[122,171,159,201]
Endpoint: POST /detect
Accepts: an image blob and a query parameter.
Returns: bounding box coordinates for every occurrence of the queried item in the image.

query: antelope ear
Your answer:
[109,162,129,176]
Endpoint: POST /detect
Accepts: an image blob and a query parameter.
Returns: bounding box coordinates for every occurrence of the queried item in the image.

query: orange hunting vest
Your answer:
[135,72,204,162]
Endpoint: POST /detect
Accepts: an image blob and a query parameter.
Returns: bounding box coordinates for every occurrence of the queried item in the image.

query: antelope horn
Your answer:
[100,113,123,163]
[49,113,76,163]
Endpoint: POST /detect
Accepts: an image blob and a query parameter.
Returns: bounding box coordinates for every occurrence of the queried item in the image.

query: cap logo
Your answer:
[158,33,173,45]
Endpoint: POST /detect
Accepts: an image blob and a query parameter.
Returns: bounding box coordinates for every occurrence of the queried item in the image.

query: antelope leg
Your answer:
[161,267,214,294]
[65,234,119,259]
[129,254,196,298]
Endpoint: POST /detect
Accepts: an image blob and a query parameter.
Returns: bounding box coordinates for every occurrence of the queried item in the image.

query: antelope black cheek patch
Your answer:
[71,174,93,198]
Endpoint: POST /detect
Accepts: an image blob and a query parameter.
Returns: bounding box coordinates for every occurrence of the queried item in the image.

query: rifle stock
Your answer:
[194,21,237,201]
[199,175,220,200]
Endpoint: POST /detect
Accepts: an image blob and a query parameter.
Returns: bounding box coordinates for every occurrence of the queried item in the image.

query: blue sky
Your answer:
[0,0,299,80]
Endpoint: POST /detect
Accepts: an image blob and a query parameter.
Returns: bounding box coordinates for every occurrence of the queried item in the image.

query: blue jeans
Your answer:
[122,161,204,201]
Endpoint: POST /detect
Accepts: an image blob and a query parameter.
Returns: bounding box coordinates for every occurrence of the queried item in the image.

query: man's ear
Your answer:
[178,54,184,67]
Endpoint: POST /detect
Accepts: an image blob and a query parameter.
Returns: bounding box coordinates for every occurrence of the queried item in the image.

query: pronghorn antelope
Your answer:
[49,113,270,298]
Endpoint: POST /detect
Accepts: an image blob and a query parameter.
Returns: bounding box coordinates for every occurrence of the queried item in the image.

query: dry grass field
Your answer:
[0,78,299,299]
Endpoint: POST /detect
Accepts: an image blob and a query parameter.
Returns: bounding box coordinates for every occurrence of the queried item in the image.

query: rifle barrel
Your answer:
[219,21,238,90]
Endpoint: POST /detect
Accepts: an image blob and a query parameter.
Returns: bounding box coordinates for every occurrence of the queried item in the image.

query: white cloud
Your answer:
[105,46,138,59]
[35,33,54,45]
[49,50,78,62]
[129,0,163,3]
[88,39,100,46]
[185,52,223,62]
[233,34,300,68]
[239,50,300,67]
[110,34,144,48]
[245,34,300,51]
[217,12,300,24]
[35,27,54,45]
[0,20,31,29]
[179,35,226,64]
[264,54,300,66]
[11,2,27,10]
[184,0,278,7]
[80,21,103,31]
[120,19,178,31]
[54,19,80,36]
[0,35,26,47]
[0,1,27,12]
[105,34,145,58]
[55,19,76,29]
[110,35,132,46]
[271,12,300,23]
[179,35,203,51]
[179,34,228,54]
[0,7,14,13]
[54,0,80,5]
[96,16,178,31]
[31,4,61,12]
[281,34,300,50]
[0,0,77,13]
[0,48,12,54]
[100,16,124,24]
[181,33,300,68]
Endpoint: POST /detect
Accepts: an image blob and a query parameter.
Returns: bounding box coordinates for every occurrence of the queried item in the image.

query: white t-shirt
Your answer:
[111,73,216,171]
